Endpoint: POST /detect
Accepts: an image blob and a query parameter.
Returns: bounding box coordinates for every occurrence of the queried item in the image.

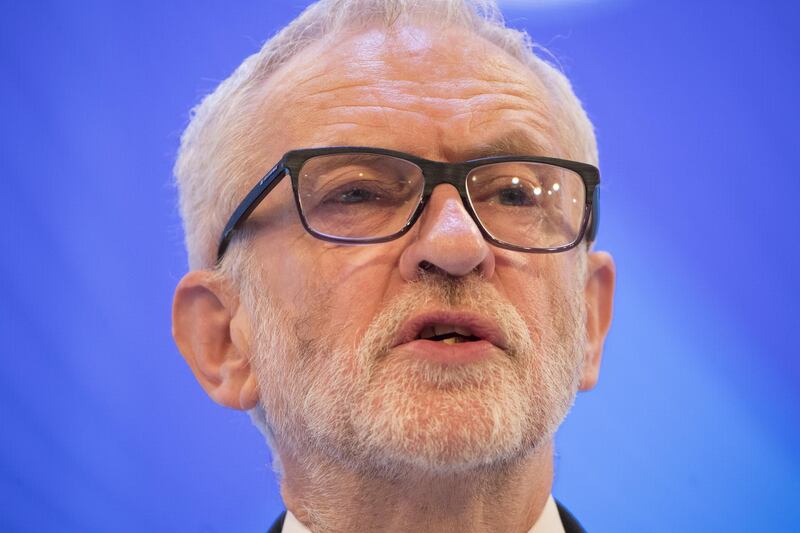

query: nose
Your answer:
[399,184,496,280]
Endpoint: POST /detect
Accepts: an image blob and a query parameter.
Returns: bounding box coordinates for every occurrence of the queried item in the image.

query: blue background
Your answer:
[2,1,798,531]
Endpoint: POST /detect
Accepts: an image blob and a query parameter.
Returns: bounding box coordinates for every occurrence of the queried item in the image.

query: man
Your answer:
[172,0,615,531]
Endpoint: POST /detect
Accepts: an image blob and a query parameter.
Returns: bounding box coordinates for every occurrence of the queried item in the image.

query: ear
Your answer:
[579,251,616,391]
[172,270,259,410]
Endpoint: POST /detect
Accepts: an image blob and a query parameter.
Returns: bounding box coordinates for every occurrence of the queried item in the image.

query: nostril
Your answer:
[418,261,452,277]
[419,260,435,272]
[417,260,483,278]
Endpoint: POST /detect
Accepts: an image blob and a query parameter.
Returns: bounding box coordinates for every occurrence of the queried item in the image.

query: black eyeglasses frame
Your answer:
[216,146,600,263]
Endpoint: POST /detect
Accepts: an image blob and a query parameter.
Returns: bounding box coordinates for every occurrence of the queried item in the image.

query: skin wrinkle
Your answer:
[300,75,539,103]
[300,77,534,92]
[315,98,531,113]
[462,117,555,155]
[299,78,537,101]
[314,101,539,129]
[294,111,555,161]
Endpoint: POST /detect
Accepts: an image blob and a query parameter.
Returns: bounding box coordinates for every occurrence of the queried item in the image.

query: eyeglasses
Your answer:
[217,147,600,262]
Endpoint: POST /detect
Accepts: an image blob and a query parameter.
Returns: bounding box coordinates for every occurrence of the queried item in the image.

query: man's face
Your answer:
[236,24,591,473]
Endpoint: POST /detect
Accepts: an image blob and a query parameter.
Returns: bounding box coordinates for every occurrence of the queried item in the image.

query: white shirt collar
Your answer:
[530,495,567,533]
[282,494,565,533]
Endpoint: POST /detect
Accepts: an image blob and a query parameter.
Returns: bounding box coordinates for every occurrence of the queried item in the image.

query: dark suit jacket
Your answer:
[267,500,586,532]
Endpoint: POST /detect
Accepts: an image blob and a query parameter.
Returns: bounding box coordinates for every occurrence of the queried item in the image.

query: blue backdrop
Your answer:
[2,1,798,531]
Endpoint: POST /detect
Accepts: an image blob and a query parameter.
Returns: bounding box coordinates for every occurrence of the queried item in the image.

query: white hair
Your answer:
[174,0,598,270]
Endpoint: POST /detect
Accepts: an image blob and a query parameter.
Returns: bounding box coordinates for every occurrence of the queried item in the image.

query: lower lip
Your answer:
[394,339,501,365]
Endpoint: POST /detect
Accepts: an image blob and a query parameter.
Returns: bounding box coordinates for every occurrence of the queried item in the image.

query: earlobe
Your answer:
[172,270,259,410]
[579,251,615,391]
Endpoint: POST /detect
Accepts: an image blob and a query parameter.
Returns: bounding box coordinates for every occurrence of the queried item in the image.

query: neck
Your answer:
[278,442,554,533]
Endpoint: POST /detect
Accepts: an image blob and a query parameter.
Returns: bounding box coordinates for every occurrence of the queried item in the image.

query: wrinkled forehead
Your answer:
[252,23,560,162]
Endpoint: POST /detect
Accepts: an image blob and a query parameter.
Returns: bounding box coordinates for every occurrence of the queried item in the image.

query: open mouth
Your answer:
[390,311,507,364]
[393,311,507,350]
[417,324,482,344]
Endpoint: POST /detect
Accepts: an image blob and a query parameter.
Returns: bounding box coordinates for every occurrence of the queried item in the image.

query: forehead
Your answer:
[253,23,561,163]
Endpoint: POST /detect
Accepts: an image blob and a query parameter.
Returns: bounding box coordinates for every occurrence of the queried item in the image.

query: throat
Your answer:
[279,447,555,533]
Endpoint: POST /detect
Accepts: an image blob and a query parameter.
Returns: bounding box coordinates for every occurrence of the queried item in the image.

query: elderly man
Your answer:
[172,0,614,531]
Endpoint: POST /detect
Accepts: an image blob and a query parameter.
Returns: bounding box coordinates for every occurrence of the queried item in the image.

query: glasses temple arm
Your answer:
[585,187,599,243]
[216,163,287,263]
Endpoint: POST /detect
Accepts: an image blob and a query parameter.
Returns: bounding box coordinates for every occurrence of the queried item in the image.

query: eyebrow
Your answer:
[460,129,554,161]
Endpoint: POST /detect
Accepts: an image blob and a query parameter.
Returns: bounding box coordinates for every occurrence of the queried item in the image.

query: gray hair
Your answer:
[174,0,598,270]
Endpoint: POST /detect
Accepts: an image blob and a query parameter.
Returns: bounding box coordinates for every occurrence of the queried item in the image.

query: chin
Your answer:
[347,356,552,475]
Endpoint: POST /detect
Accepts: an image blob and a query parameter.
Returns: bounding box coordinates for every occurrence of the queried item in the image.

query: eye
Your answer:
[330,186,381,204]
[496,187,535,206]
[478,181,541,208]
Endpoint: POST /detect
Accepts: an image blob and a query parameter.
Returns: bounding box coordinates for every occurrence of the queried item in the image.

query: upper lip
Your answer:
[392,310,508,350]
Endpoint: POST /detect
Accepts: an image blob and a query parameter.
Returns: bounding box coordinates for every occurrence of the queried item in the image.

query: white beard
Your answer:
[244,269,586,478]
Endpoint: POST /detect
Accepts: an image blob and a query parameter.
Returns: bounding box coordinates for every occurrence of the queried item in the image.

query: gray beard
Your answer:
[244,270,586,479]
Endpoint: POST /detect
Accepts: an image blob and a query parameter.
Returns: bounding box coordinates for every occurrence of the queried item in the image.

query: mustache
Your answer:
[357,271,533,361]
[411,270,489,306]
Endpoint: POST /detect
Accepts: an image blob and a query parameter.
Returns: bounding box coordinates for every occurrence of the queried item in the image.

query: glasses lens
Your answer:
[466,162,586,249]
[297,153,424,240]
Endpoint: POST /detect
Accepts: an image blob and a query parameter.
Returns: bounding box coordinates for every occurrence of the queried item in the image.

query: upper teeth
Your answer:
[419,324,474,339]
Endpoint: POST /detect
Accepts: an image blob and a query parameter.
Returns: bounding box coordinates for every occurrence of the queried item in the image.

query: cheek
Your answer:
[497,254,581,330]
[312,245,401,336]
[267,240,403,348]
[250,181,405,338]
[506,275,550,335]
